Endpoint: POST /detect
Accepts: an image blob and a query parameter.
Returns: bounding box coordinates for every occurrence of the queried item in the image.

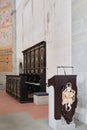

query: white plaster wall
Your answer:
[33,0,45,43]
[16,0,23,74]
[72,0,87,109]
[16,0,72,83]
[45,0,72,80]
[22,0,33,49]
[16,0,21,9]
[22,0,45,50]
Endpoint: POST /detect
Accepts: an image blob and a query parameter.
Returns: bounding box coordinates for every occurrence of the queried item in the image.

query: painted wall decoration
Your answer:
[0,46,12,72]
[0,0,12,72]
[0,27,12,46]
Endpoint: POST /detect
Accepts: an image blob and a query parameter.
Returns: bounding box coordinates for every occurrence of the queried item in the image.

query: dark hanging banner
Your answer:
[48,75,77,124]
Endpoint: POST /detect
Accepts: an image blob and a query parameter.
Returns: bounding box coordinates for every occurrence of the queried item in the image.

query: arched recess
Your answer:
[19,62,23,74]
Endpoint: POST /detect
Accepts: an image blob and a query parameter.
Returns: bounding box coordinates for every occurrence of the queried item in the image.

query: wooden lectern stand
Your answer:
[48,75,77,129]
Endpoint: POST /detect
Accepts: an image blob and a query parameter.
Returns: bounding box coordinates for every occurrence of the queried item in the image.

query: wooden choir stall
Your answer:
[6,41,46,103]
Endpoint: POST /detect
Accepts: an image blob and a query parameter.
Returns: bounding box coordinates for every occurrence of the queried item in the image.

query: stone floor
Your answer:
[0,90,87,130]
[0,112,52,130]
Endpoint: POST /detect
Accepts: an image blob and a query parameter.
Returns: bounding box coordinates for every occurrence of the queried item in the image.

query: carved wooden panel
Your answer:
[24,54,26,73]
[23,41,46,74]
[31,50,35,73]
[22,41,46,92]
[40,46,45,73]
[35,49,39,73]
[27,51,31,73]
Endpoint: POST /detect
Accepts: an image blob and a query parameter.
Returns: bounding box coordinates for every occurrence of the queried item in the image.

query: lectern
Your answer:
[48,75,77,129]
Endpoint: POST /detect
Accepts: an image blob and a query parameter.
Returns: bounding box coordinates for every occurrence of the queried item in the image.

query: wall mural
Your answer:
[0,0,12,72]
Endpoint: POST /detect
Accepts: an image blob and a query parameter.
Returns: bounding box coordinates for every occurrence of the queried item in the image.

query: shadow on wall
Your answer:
[19,62,23,74]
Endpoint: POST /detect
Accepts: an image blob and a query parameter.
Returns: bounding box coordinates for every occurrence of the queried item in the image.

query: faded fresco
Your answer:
[0,0,12,72]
